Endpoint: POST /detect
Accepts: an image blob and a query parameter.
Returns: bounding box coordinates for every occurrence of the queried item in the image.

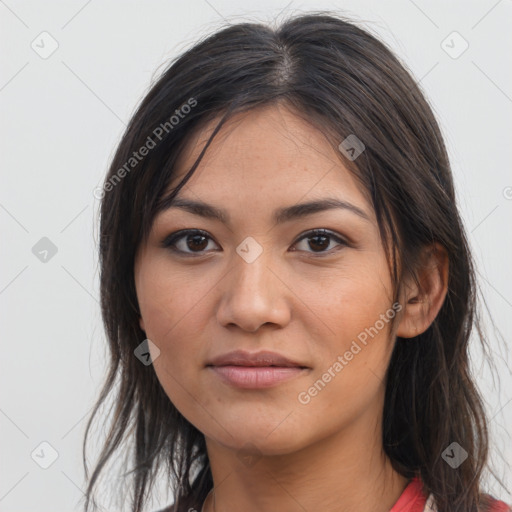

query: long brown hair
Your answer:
[84,12,506,512]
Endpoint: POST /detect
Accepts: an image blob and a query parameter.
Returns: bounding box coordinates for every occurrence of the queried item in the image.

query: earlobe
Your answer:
[139,316,146,332]
[395,243,449,339]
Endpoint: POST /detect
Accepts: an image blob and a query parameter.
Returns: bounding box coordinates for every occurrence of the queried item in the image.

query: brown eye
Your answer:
[186,233,209,251]
[292,229,347,255]
[161,229,220,255]
[160,228,348,257]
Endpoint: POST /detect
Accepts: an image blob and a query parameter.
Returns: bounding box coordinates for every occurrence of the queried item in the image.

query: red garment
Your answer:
[390,477,427,512]
[157,477,511,511]
[390,476,512,512]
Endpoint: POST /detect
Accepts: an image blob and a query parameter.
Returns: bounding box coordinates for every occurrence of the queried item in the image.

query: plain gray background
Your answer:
[1,1,511,511]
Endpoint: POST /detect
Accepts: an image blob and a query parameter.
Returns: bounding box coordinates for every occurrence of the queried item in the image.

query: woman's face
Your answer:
[134,104,402,455]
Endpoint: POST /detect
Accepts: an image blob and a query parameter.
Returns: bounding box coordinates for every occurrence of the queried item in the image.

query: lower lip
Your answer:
[209,365,308,389]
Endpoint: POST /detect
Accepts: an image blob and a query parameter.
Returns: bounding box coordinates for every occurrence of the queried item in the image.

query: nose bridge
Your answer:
[216,237,290,331]
[235,243,271,293]
[232,239,276,307]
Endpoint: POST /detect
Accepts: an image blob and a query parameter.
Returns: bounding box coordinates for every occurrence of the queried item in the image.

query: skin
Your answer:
[134,103,449,512]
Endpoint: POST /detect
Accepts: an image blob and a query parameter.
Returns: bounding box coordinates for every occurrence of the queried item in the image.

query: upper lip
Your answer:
[207,350,308,368]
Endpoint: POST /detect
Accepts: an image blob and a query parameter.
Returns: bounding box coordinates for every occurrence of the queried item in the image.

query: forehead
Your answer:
[168,103,370,215]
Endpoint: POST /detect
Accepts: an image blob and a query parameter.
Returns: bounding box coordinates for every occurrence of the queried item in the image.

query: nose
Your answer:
[216,248,291,333]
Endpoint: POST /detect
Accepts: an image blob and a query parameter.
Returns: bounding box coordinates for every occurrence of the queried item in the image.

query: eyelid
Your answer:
[294,228,348,245]
[160,229,220,255]
[290,228,349,256]
[160,228,350,256]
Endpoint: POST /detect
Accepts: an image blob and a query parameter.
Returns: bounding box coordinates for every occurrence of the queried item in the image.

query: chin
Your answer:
[209,419,309,457]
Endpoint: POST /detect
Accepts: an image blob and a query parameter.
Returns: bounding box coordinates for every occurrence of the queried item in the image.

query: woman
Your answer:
[84,12,511,512]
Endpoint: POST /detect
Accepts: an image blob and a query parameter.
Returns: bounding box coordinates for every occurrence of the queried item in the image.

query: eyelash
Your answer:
[160,228,349,257]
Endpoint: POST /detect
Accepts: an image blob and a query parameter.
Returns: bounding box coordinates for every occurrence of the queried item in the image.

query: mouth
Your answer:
[207,362,309,368]
[205,350,310,389]
[206,349,309,368]
[207,365,309,389]
[206,350,311,389]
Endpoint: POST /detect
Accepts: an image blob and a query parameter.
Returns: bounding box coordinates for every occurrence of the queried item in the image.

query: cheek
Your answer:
[300,255,394,344]
[293,320,394,446]
[137,256,216,341]
[144,299,211,427]
[135,262,208,403]
[295,257,395,402]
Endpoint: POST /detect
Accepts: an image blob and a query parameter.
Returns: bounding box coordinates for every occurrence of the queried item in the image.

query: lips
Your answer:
[206,350,310,389]
[206,350,308,369]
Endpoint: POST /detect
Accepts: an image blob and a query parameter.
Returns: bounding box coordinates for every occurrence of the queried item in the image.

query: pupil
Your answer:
[310,235,329,251]
[188,234,208,251]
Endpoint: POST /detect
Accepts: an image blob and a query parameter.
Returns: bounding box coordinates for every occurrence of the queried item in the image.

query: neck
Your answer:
[203,409,408,512]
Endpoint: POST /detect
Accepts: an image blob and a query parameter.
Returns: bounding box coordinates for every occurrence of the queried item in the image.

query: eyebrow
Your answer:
[157,196,372,226]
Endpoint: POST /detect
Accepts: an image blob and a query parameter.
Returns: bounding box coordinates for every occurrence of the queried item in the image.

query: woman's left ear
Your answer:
[395,242,449,338]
